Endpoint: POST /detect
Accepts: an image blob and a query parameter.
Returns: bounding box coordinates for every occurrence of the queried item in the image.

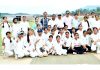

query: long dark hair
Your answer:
[27,28,30,43]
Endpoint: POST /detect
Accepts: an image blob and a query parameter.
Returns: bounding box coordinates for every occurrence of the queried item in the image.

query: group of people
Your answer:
[0,11,100,59]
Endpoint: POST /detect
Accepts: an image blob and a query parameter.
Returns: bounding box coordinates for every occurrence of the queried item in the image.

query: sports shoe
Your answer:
[73,52,77,55]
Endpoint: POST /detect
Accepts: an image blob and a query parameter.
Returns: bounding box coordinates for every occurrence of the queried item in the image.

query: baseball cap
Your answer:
[37,29,43,32]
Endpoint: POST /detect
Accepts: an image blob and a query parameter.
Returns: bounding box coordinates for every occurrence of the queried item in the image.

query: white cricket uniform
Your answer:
[23,35,38,57]
[1,23,11,40]
[12,23,20,38]
[90,33,100,51]
[46,40,55,54]
[81,21,89,31]
[77,30,83,39]
[88,17,96,28]
[3,37,14,56]
[56,18,64,28]
[42,32,50,42]
[14,37,29,58]
[81,35,90,46]
[58,33,65,42]
[35,35,48,56]
[54,41,67,55]
[48,20,56,28]
[19,21,30,34]
[93,20,100,29]
[63,16,73,29]
[64,37,72,48]
[72,18,80,29]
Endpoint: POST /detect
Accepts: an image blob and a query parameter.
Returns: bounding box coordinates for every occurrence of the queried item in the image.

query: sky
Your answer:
[0,0,100,14]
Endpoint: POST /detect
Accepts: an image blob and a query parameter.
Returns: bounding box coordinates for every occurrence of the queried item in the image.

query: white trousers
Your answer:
[36,46,48,56]
[91,42,100,53]
[55,47,67,55]
[4,49,14,56]
[96,42,100,53]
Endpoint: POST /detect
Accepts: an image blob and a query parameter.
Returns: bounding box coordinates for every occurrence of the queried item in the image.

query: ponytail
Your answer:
[27,28,30,43]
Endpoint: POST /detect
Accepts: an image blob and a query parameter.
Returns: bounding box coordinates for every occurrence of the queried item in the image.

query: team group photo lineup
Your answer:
[0,10,100,60]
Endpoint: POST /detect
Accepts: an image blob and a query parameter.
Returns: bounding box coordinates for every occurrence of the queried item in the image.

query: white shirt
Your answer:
[58,33,65,42]
[35,35,46,48]
[14,37,25,51]
[56,18,64,28]
[81,21,89,31]
[64,37,72,47]
[94,20,100,29]
[72,18,80,29]
[81,35,90,46]
[72,38,82,48]
[48,20,56,28]
[91,33,100,42]
[24,35,36,47]
[1,22,11,39]
[46,40,54,49]
[88,17,96,28]
[4,37,14,50]
[63,16,73,29]
[54,40,64,50]
[19,21,30,34]
[12,23,20,38]
[42,32,50,42]
[77,30,83,39]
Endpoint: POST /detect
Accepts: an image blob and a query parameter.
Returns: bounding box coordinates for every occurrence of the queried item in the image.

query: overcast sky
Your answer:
[0,0,100,14]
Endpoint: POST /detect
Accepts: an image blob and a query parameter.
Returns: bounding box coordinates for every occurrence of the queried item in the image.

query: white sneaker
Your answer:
[84,52,86,54]
[73,52,77,55]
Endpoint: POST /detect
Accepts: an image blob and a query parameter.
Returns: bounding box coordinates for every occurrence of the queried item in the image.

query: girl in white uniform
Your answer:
[53,35,67,55]
[72,33,84,54]
[2,32,14,57]
[58,28,65,42]
[90,27,100,53]
[0,17,11,40]
[12,18,20,39]
[42,28,50,42]
[53,25,59,35]
[46,35,56,55]
[47,25,51,33]
[81,16,90,31]
[77,24,83,39]
[34,29,48,57]
[51,29,58,41]
[71,27,76,38]
[24,28,38,57]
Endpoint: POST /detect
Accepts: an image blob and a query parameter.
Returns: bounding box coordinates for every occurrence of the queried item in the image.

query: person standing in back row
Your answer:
[0,17,11,40]
[40,12,50,29]
[63,11,73,33]
[19,16,30,35]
